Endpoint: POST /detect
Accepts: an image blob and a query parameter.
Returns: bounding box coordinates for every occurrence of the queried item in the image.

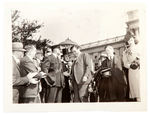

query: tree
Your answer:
[11,10,44,45]
[11,10,55,51]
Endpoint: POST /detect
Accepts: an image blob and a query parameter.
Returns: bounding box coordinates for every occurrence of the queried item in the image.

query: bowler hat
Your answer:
[12,42,26,52]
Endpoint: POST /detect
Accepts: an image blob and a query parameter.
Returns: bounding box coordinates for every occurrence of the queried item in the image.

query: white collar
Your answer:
[108,55,114,60]
[26,55,33,62]
[53,53,57,58]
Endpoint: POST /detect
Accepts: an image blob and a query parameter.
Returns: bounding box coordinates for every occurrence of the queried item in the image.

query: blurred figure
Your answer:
[70,45,93,102]
[12,42,38,103]
[33,49,44,102]
[42,47,64,103]
[98,53,107,67]
[19,45,44,103]
[61,48,72,102]
[34,49,44,71]
[97,46,127,102]
[41,47,53,103]
[94,56,99,71]
[44,46,52,58]
[122,30,140,101]
[89,53,107,102]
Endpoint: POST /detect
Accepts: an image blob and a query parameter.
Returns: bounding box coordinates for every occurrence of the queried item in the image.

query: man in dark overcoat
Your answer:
[41,47,64,103]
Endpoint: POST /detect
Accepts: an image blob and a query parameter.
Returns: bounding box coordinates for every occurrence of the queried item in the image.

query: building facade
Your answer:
[80,35,125,70]
[80,10,139,70]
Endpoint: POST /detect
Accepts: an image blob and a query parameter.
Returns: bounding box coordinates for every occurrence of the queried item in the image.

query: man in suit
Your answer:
[70,45,92,102]
[41,47,64,103]
[40,47,53,103]
[12,42,38,103]
[19,45,44,103]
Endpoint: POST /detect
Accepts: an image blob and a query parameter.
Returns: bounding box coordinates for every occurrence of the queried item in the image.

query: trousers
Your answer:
[72,79,89,102]
[46,87,63,103]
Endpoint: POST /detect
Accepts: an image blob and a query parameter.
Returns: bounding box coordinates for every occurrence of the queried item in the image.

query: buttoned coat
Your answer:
[19,56,39,98]
[41,54,64,87]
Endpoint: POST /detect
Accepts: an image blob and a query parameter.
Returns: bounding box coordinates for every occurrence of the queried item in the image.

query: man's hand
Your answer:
[27,72,38,80]
[82,76,88,82]
[63,71,70,76]
[27,72,39,84]
[69,80,73,91]
[29,78,39,84]
[40,71,47,78]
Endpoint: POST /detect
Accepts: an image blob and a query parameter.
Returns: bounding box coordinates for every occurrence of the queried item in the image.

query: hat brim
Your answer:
[13,49,26,52]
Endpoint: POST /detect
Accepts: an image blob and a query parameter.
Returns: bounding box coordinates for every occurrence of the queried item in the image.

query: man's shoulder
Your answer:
[114,55,120,61]
[81,52,88,56]
[43,54,55,62]
[20,56,30,63]
[47,54,55,60]
[81,52,90,59]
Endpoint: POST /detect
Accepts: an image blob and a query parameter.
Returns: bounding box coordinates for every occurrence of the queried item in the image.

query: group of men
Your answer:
[12,42,93,103]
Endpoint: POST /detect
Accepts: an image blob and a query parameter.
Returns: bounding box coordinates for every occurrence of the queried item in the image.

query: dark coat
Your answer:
[19,56,39,98]
[41,54,64,87]
[62,61,71,102]
[95,56,127,101]
[12,57,29,103]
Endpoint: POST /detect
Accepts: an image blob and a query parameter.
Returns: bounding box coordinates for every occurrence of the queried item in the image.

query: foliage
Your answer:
[11,10,43,44]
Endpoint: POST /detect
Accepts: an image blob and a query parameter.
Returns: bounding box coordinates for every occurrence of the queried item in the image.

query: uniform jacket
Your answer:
[12,57,29,103]
[71,53,92,85]
[19,56,39,98]
[41,54,64,87]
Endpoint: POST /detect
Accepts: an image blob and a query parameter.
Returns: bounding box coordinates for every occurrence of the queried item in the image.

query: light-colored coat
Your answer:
[12,57,29,103]
[71,53,92,85]
[19,56,39,98]
[122,45,140,99]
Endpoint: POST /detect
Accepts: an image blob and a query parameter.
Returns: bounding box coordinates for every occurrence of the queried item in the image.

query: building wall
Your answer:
[79,10,139,70]
[80,38,125,61]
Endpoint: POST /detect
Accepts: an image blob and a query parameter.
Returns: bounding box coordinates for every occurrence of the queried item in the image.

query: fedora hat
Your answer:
[12,42,26,52]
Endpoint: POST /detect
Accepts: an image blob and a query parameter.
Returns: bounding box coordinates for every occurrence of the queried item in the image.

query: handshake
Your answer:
[27,72,47,84]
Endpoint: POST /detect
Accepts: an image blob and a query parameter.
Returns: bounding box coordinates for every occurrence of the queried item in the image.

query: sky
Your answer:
[11,2,141,45]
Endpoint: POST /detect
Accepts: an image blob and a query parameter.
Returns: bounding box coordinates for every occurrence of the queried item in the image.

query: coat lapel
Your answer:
[75,53,82,65]
[26,56,38,71]
[12,57,20,72]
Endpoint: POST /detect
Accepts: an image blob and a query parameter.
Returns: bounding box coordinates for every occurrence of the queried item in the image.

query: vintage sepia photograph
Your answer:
[3,1,147,112]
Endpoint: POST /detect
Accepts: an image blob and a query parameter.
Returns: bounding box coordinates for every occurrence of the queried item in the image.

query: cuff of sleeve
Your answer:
[24,76,30,83]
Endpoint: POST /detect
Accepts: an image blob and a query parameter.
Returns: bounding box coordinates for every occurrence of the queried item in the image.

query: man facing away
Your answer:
[70,45,93,102]
[12,42,38,103]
